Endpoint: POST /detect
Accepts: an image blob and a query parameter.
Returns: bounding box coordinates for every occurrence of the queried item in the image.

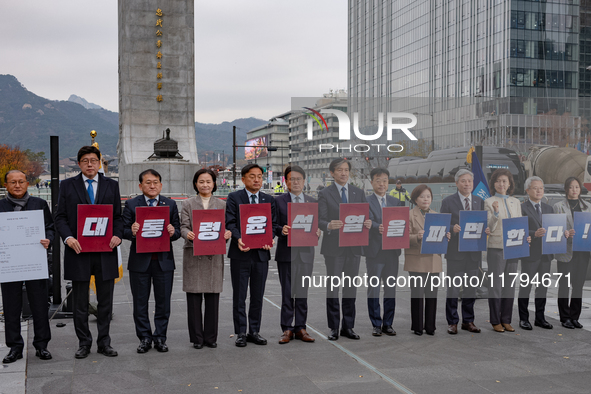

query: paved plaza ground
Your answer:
[2,239,591,394]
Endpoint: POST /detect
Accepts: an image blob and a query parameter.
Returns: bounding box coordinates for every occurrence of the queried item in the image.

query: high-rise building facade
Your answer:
[349,0,585,154]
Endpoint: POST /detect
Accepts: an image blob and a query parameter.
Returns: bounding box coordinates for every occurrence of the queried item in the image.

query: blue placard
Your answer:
[541,213,567,255]
[502,216,530,260]
[573,212,591,252]
[459,210,487,252]
[420,213,451,254]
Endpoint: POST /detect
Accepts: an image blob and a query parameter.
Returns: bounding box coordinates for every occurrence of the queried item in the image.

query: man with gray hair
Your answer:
[440,168,486,334]
[518,176,554,330]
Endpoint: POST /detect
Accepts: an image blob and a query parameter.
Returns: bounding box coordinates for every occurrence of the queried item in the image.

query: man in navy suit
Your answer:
[54,146,123,359]
[226,164,278,347]
[1,170,54,363]
[440,169,484,335]
[274,165,319,344]
[365,168,402,337]
[122,169,181,353]
[518,176,554,330]
[318,158,371,340]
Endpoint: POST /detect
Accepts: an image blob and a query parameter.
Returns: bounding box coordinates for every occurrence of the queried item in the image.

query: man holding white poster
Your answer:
[0,170,54,363]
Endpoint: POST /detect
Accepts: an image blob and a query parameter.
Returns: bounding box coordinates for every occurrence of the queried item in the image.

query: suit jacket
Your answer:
[440,193,484,262]
[122,194,181,272]
[520,200,553,263]
[54,173,123,281]
[318,182,367,257]
[0,196,55,244]
[365,193,402,260]
[553,198,591,262]
[180,195,227,293]
[274,192,316,263]
[225,188,279,262]
[485,195,522,249]
[404,206,443,273]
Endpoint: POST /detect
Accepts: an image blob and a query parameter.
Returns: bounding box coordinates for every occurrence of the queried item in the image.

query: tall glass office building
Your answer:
[349,0,587,154]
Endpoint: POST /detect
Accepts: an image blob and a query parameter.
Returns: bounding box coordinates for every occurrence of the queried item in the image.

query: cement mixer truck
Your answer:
[524,145,590,190]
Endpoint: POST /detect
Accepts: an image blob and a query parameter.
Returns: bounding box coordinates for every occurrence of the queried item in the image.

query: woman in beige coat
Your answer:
[405,184,450,336]
[484,169,528,333]
[181,169,231,349]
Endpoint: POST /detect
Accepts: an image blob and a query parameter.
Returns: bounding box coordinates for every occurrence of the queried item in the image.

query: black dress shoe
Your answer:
[75,346,91,359]
[425,330,435,336]
[519,320,533,330]
[382,325,396,336]
[204,342,217,348]
[193,343,204,349]
[534,320,553,329]
[137,339,152,354]
[340,328,360,340]
[327,329,339,341]
[562,319,575,329]
[235,333,247,347]
[572,320,583,329]
[246,332,267,345]
[35,348,52,360]
[154,341,168,352]
[3,350,23,363]
[372,327,383,336]
[97,345,118,357]
[414,330,423,336]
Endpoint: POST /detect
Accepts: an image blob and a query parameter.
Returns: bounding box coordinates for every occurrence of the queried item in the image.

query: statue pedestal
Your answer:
[118,160,200,197]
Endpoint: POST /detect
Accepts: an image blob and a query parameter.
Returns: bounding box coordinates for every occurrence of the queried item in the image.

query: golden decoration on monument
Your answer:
[157,62,162,69]
[156,30,162,36]
[157,94,163,102]
[157,40,162,48]
[157,83,162,90]
[156,19,163,27]
[156,51,162,59]
[157,72,162,79]
[156,8,163,17]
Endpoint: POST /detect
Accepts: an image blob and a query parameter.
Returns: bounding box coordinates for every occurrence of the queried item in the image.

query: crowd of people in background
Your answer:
[1,146,589,364]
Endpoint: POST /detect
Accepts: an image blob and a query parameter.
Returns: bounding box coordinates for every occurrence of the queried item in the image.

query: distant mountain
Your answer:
[0,74,268,160]
[0,75,119,158]
[194,118,268,160]
[68,94,103,110]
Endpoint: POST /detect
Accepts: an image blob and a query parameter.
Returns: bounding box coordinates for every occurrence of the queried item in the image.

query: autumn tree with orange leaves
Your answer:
[0,145,46,187]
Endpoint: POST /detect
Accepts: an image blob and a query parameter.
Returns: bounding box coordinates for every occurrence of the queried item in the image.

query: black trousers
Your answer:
[277,256,313,332]
[557,251,590,322]
[487,248,518,325]
[1,279,51,352]
[129,258,174,342]
[445,259,478,325]
[409,272,438,333]
[230,258,269,334]
[366,255,398,328]
[71,254,114,347]
[324,252,360,330]
[186,292,220,345]
[517,258,551,322]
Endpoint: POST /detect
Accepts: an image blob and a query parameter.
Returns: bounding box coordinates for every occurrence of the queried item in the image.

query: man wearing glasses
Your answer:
[54,146,123,359]
[1,170,54,363]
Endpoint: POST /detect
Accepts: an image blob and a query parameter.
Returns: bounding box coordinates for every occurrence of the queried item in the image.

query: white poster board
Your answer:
[0,210,49,283]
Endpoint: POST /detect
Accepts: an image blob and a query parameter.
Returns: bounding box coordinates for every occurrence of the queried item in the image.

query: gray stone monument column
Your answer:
[118,0,199,196]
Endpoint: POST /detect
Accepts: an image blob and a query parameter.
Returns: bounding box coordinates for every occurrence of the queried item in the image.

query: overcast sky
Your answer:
[2,1,347,124]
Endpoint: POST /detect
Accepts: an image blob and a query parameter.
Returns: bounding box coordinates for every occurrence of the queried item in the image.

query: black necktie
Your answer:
[341,187,347,203]
[250,194,257,204]
[535,203,541,221]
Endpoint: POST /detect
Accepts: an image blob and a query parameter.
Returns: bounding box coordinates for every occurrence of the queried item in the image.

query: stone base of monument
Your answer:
[118,161,200,197]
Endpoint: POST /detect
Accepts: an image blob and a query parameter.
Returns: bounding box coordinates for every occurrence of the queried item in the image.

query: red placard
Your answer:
[240,203,273,249]
[77,204,113,253]
[382,206,410,250]
[339,203,370,247]
[136,206,170,253]
[288,202,318,247]
[192,209,227,256]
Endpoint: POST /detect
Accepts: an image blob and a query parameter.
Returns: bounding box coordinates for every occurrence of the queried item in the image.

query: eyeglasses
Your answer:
[80,159,100,164]
[6,180,28,186]
[290,177,304,182]
[143,181,160,186]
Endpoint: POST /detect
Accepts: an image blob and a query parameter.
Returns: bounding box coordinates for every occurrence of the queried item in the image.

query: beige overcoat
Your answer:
[404,206,443,273]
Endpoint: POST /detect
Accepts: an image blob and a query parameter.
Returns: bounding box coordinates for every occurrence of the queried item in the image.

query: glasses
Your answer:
[6,180,28,186]
[80,159,100,164]
[143,181,160,186]
[290,177,304,182]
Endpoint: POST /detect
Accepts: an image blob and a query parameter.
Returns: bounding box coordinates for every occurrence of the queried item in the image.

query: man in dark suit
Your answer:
[274,165,319,344]
[226,164,278,347]
[122,169,181,353]
[54,146,123,359]
[318,158,371,340]
[1,170,54,363]
[440,169,484,335]
[365,168,401,337]
[518,176,554,330]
